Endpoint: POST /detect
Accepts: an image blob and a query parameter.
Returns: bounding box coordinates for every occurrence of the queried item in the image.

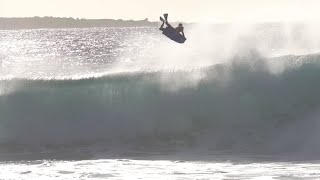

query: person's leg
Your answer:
[159,17,165,31]
[164,13,168,21]
[162,14,174,29]
[165,21,173,29]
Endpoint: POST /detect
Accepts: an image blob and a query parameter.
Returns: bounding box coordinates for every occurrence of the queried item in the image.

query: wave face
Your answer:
[2,26,320,158]
[1,52,320,156]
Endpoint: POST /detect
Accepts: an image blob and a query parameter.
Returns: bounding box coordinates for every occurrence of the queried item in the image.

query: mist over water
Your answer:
[1,23,320,161]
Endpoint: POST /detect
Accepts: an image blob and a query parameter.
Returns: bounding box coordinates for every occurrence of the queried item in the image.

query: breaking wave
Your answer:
[1,52,320,157]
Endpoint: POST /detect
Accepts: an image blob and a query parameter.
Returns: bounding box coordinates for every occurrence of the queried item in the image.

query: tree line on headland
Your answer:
[0,16,159,30]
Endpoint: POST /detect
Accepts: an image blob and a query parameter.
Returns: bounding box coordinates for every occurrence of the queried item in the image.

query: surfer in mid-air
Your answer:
[159,13,186,43]
[159,13,185,38]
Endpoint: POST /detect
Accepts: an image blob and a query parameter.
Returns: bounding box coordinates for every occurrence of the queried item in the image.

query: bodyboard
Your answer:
[162,26,186,44]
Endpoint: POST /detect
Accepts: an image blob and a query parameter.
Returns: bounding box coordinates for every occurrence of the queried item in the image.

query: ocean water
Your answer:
[1,25,320,179]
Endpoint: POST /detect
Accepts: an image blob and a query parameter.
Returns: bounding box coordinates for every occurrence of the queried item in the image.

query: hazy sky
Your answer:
[1,0,320,22]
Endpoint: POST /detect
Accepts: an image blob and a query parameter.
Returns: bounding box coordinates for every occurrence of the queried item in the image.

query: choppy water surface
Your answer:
[0,27,158,79]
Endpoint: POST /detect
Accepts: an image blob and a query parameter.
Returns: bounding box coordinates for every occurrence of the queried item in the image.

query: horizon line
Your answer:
[1,16,319,25]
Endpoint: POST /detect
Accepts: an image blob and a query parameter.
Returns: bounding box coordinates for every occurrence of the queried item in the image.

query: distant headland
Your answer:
[0,16,159,30]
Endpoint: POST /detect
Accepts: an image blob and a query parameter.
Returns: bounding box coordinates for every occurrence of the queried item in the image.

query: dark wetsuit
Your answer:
[160,22,184,36]
[175,26,185,37]
[175,26,184,33]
